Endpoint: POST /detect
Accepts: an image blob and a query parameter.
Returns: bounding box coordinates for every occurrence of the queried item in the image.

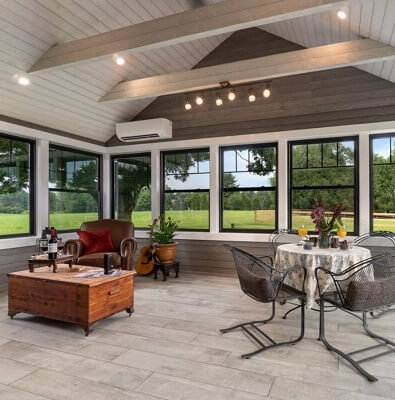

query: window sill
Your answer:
[0,232,78,250]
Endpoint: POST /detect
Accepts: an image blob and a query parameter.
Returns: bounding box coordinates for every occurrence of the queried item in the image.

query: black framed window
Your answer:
[112,153,151,229]
[49,145,101,232]
[370,134,395,233]
[220,143,277,232]
[289,137,358,234]
[0,133,34,237]
[161,148,209,231]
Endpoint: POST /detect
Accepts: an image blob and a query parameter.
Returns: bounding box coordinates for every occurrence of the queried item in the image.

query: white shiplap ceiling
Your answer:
[0,0,394,143]
[0,0,228,142]
[264,0,395,84]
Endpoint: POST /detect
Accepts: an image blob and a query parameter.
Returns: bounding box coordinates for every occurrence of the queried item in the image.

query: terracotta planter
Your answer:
[154,242,177,265]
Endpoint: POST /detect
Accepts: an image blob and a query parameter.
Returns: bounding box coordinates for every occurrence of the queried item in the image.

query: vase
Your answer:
[154,242,177,265]
[318,232,331,249]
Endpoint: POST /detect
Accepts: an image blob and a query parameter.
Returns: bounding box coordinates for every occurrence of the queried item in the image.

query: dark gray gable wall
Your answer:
[107,28,395,146]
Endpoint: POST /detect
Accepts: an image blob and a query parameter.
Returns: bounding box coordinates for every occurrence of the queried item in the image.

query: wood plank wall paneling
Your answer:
[0,246,35,291]
[106,28,395,146]
[133,238,273,278]
[0,239,266,291]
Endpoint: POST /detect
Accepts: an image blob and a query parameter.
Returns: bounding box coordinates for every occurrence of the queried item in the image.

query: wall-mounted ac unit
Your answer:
[115,118,172,143]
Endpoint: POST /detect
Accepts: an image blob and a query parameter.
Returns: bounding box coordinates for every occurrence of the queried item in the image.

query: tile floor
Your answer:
[0,273,394,399]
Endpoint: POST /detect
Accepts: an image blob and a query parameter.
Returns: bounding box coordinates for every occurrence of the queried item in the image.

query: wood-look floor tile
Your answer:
[12,369,156,400]
[136,373,269,400]
[113,348,273,396]
[93,330,231,365]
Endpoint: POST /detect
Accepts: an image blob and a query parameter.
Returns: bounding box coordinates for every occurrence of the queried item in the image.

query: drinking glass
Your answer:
[298,224,308,239]
[337,226,347,239]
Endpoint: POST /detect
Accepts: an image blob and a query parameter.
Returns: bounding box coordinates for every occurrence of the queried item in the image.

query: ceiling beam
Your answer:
[29,0,345,74]
[100,39,395,103]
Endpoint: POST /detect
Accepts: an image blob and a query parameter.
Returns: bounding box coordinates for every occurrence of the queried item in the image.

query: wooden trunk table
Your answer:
[28,255,73,273]
[8,265,134,336]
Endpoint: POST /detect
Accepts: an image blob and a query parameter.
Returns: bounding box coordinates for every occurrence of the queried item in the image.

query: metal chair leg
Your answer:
[241,299,305,359]
[220,301,276,333]
[318,301,378,382]
[282,304,302,319]
[363,312,395,347]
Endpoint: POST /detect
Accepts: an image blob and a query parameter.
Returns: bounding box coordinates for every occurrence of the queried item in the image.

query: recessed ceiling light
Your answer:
[115,56,125,65]
[337,10,347,20]
[17,76,30,86]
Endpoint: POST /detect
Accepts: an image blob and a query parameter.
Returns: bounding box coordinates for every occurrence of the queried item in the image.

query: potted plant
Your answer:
[311,203,344,248]
[152,215,179,264]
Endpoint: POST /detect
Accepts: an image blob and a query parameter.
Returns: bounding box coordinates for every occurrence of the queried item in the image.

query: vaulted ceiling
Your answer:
[0,0,395,144]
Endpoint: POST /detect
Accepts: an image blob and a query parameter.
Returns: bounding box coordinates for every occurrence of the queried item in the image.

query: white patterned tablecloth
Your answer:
[274,244,371,308]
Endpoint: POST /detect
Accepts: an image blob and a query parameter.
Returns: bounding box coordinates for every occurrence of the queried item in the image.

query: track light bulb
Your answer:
[263,82,271,98]
[228,89,236,101]
[195,94,204,105]
[216,92,223,106]
[184,97,192,110]
[337,10,347,20]
[248,88,256,102]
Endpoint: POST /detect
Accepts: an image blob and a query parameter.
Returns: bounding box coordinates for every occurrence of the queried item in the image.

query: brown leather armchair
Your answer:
[64,219,137,270]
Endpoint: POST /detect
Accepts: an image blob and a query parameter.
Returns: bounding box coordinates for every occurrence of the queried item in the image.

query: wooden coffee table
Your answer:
[8,265,134,335]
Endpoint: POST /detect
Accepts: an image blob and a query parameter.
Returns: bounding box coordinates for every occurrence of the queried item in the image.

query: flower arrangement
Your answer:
[310,202,343,233]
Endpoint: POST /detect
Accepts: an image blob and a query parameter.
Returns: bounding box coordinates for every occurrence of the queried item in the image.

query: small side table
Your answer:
[154,261,180,281]
[28,255,74,273]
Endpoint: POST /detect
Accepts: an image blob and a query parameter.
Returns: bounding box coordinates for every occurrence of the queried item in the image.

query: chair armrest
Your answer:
[64,239,84,261]
[120,237,137,270]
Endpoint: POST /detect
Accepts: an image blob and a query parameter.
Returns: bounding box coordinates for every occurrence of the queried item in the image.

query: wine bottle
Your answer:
[48,229,58,260]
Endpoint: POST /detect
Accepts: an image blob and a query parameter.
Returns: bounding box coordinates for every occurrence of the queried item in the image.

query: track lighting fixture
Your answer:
[195,94,204,105]
[263,81,271,98]
[248,88,256,102]
[216,91,223,106]
[228,88,236,101]
[184,96,192,110]
[337,10,347,20]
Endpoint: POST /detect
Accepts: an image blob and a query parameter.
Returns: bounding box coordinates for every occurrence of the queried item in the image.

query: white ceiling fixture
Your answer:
[100,39,395,103]
[115,56,125,66]
[17,76,30,86]
[28,0,346,74]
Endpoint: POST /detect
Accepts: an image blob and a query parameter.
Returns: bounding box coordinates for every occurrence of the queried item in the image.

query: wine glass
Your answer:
[57,238,64,257]
[337,225,347,240]
[297,224,308,244]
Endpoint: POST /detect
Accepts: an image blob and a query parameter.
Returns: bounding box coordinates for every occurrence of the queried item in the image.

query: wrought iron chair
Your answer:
[268,229,303,318]
[269,229,300,260]
[315,253,395,382]
[352,231,395,257]
[352,232,395,318]
[221,245,306,359]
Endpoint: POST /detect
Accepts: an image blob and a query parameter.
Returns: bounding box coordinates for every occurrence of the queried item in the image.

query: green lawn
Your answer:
[0,211,393,235]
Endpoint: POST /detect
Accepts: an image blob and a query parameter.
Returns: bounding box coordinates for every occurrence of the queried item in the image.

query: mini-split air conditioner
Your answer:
[115,118,172,142]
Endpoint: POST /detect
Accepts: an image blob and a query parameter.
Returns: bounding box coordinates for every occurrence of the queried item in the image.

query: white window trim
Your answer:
[0,119,394,249]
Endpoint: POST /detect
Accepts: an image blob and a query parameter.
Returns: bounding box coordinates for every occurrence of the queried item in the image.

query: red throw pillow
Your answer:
[77,229,114,255]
